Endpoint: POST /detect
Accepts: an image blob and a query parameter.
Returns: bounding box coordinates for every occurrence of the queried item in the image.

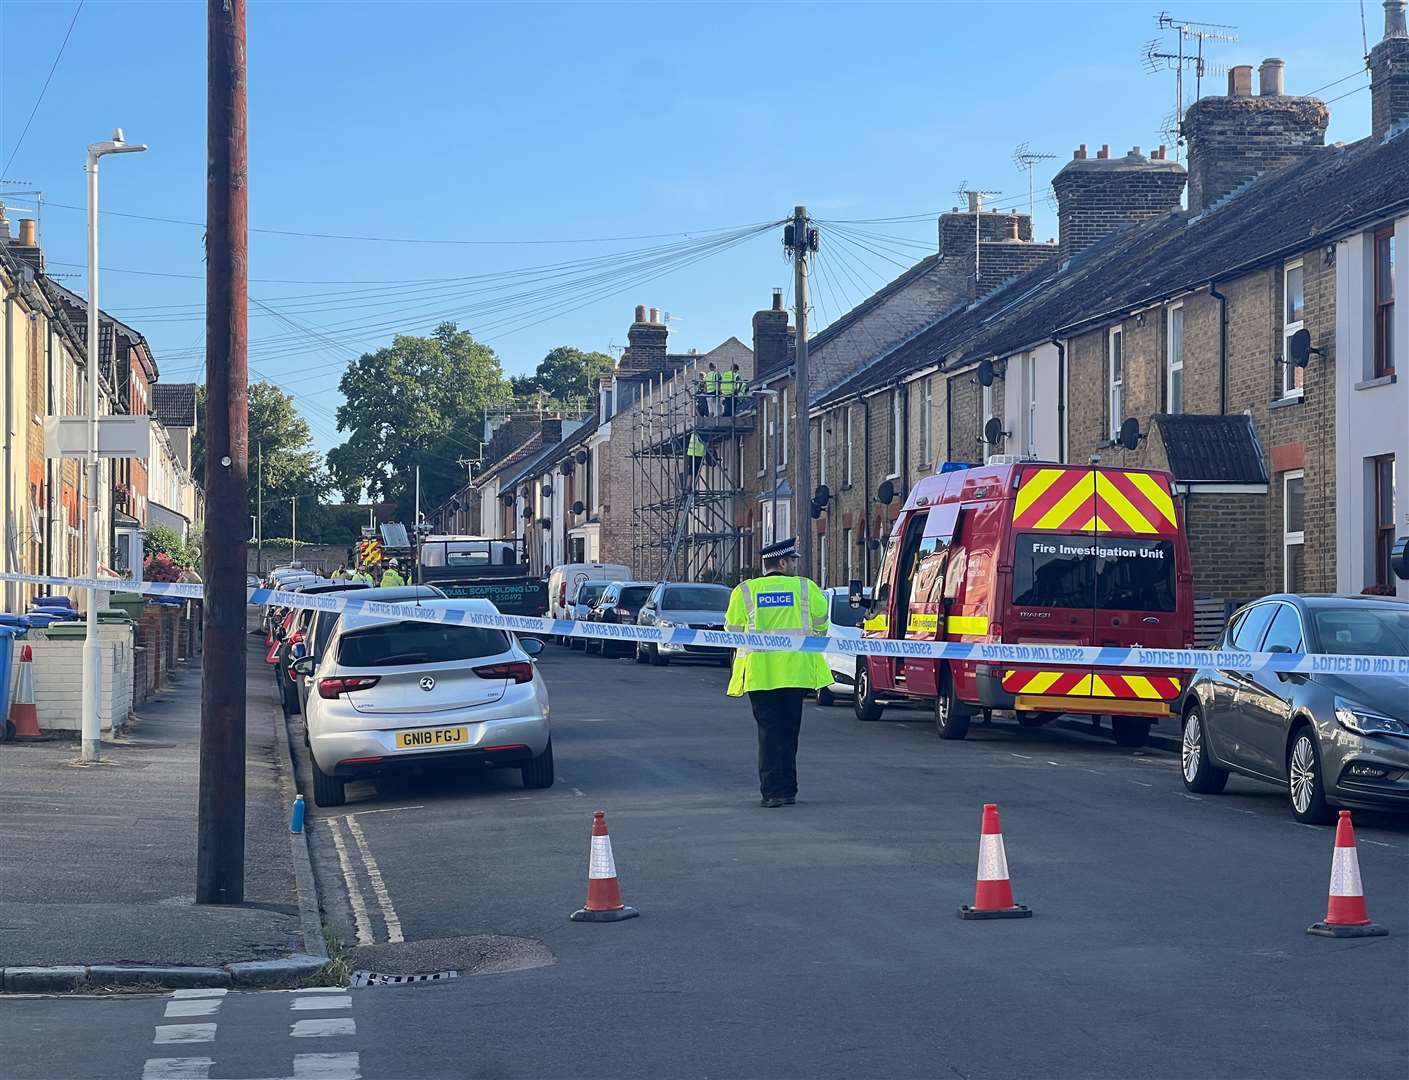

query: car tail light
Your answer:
[614,607,633,618]
[318,675,381,699]
[340,756,383,766]
[473,661,534,684]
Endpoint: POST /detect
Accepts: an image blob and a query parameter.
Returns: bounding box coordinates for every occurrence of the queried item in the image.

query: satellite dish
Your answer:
[500,492,514,506]
[983,416,1004,445]
[1289,327,1315,368]
[559,460,573,475]
[877,479,895,505]
[810,501,823,520]
[1118,417,1141,452]
[571,500,586,516]
[813,484,830,505]
[541,484,553,497]
[521,507,533,520]
[977,358,995,387]
[1392,535,1409,582]
[575,450,589,465]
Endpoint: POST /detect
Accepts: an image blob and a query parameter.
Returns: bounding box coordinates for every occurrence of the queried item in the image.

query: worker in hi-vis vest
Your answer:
[379,559,406,588]
[702,362,721,415]
[724,537,831,807]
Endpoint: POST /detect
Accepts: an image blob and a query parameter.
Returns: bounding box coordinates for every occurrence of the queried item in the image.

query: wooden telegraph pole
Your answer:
[197,0,249,904]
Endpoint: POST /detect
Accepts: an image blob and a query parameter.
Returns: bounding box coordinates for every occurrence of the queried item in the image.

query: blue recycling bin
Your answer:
[0,613,31,632]
[0,625,20,730]
[31,595,74,611]
[24,611,74,629]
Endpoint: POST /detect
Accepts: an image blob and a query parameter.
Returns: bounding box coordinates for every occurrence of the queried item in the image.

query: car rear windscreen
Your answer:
[337,622,511,667]
[1312,606,1409,656]
[1012,534,1176,612]
[620,586,652,610]
[663,587,729,611]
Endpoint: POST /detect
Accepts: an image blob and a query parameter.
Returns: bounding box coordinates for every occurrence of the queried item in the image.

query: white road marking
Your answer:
[349,805,424,817]
[1362,839,1394,848]
[895,723,909,729]
[154,1024,217,1045]
[1131,781,1153,787]
[142,1059,214,1080]
[291,1017,357,1038]
[170,989,227,999]
[276,987,349,994]
[1046,760,1062,767]
[292,1052,362,1079]
[164,999,223,1018]
[1009,753,1033,760]
[1182,794,1204,801]
[291,994,353,1011]
[345,815,404,944]
[326,817,375,946]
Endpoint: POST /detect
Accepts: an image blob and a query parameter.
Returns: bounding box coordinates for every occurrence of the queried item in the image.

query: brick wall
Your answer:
[1052,148,1186,260]
[977,240,1059,293]
[1184,492,1267,602]
[25,625,133,735]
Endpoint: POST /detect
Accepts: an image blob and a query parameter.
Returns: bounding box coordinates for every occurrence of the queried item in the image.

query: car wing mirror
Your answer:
[521,637,545,659]
[848,578,864,608]
[292,656,314,676]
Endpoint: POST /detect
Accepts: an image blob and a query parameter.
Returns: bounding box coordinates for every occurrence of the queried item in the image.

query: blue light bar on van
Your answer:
[938,462,973,474]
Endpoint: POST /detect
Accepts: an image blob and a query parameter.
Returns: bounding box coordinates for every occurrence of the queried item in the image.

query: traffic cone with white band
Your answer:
[9,645,51,742]
[1308,810,1387,938]
[958,803,1032,920]
[569,810,639,923]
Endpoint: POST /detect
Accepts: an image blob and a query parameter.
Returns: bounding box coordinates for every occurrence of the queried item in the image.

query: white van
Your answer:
[546,562,630,621]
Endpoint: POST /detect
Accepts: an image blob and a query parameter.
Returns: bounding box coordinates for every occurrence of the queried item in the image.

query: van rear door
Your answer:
[1001,466,1183,715]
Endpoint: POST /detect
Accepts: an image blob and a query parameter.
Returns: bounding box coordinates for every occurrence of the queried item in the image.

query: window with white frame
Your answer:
[844,407,854,485]
[1025,354,1038,456]
[819,419,829,486]
[761,396,772,475]
[1108,328,1123,439]
[1283,470,1305,592]
[891,390,902,476]
[1282,260,1305,397]
[780,387,789,468]
[1167,304,1184,413]
[921,377,934,464]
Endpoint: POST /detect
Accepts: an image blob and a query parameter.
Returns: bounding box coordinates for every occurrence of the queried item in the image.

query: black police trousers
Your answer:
[748,687,805,799]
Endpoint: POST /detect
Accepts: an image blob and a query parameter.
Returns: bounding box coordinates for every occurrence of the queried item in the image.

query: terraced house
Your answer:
[804,18,1409,626]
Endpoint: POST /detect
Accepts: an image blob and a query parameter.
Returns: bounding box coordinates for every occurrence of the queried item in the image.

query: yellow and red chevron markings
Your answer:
[1002,668,1182,700]
[1012,467,1178,536]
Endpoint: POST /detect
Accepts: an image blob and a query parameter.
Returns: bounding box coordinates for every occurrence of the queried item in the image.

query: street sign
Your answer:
[43,415,152,459]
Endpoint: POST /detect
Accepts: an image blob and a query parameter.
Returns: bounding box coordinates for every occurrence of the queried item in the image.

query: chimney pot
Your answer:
[1228,65,1254,97]
[1129,146,1143,158]
[771,287,783,311]
[1097,144,1110,159]
[1258,58,1285,96]
[1006,216,1021,240]
[18,219,36,246]
[1386,0,1407,37]
[1158,144,1168,160]
[649,307,660,324]
[1075,143,1087,159]
[634,304,647,323]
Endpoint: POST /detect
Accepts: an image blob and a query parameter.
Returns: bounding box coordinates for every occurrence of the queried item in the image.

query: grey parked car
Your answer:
[634,582,733,667]
[1180,594,1409,823]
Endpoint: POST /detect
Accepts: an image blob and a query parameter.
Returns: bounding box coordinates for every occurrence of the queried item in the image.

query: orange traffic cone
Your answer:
[958,803,1032,920]
[9,645,52,742]
[569,810,639,923]
[1308,810,1387,938]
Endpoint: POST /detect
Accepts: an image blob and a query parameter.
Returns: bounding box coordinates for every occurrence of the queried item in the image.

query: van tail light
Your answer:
[319,675,381,699]
[473,661,534,684]
[559,582,567,606]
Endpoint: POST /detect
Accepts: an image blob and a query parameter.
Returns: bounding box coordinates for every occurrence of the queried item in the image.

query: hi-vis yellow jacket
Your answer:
[724,574,832,696]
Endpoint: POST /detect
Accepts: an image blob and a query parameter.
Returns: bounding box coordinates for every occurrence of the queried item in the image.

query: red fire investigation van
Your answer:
[853,460,1194,747]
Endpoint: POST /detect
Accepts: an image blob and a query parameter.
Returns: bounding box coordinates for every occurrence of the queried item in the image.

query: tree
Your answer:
[193,380,333,538]
[514,346,612,405]
[328,322,508,520]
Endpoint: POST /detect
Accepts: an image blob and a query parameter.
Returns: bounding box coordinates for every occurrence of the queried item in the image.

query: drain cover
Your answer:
[350,969,458,988]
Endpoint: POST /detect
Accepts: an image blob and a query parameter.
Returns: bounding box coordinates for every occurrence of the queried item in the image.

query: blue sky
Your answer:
[0,0,1379,453]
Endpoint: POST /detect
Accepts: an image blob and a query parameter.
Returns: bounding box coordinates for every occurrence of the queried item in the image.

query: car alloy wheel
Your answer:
[1289,734,1317,815]
[1181,714,1202,783]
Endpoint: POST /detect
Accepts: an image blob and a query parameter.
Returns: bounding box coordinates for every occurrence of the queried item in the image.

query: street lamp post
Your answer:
[82,129,146,766]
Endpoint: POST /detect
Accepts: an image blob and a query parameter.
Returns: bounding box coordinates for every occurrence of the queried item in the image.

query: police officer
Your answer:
[724,537,831,807]
[352,565,375,584]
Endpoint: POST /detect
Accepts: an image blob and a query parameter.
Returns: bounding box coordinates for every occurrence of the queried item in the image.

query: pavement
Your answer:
[1,641,1406,1078]
[0,634,309,978]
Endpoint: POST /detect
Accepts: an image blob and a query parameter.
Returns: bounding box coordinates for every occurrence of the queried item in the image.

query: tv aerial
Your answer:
[1142,13,1237,159]
[1012,143,1057,221]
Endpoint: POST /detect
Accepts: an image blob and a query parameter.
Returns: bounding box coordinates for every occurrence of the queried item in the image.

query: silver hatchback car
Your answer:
[295,598,551,807]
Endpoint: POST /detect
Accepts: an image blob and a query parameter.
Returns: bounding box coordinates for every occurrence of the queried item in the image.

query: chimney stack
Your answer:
[620,303,668,373]
[753,289,793,380]
[11,218,43,273]
[1051,143,1186,260]
[1183,59,1328,212]
[1370,0,1409,138]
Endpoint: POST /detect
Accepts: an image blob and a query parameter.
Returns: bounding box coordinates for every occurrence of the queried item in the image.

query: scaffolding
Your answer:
[630,369,755,584]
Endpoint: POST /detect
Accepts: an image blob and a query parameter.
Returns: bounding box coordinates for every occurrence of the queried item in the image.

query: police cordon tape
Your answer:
[3,570,1407,678]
